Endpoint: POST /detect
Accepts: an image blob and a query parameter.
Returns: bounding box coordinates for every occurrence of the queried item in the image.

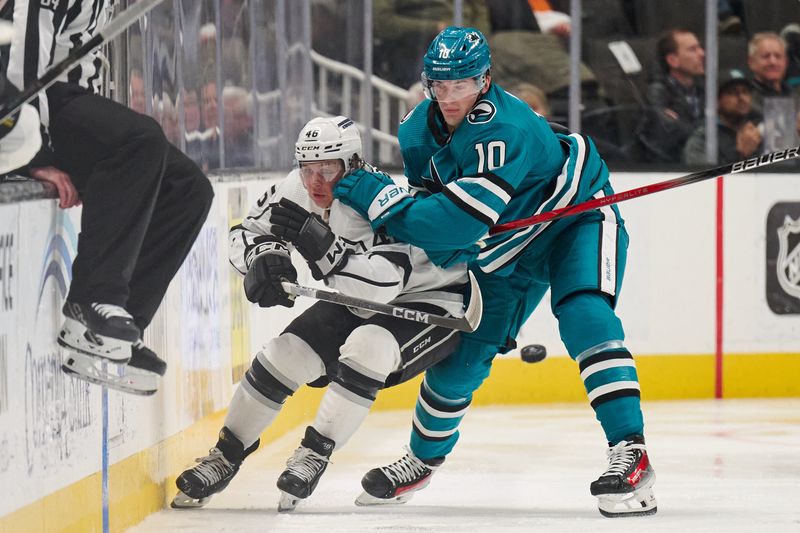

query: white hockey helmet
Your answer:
[295,115,362,171]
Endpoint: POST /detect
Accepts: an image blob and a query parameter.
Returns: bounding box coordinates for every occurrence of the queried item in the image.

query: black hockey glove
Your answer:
[269,198,352,280]
[243,240,297,308]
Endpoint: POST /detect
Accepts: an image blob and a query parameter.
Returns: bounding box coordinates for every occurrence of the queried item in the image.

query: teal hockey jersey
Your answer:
[384,83,617,276]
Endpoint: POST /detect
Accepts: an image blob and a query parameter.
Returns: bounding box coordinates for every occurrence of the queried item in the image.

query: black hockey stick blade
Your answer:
[0,0,166,123]
[281,271,483,332]
[490,145,800,236]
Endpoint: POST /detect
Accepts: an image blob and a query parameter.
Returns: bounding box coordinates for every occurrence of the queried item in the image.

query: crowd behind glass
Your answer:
[116,0,800,173]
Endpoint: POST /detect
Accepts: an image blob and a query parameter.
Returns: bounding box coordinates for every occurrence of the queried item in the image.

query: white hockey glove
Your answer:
[243,238,297,308]
[269,198,352,280]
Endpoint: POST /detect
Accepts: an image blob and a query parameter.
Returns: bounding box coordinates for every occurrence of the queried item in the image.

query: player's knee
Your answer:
[243,355,294,406]
[335,325,400,401]
[423,338,495,400]
[554,291,624,356]
[260,333,325,392]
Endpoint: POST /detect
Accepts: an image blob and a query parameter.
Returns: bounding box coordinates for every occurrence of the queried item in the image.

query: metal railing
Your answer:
[310,49,409,165]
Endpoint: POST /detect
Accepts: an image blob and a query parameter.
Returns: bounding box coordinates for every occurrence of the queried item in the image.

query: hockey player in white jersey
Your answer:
[172,116,471,512]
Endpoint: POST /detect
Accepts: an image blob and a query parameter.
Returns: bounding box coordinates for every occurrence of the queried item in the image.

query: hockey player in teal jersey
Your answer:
[334,26,657,517]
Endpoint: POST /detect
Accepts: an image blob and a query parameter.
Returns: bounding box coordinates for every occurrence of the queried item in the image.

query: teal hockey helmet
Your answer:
[422,26,491,81]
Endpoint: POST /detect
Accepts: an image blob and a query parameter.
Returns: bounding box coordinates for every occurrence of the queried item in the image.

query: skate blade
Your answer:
[62,355,157,396]
[354,491,414,506]
[597,488,658,518]
[59,317,132,363]
[171,490,211,509]
[277,491,301,513]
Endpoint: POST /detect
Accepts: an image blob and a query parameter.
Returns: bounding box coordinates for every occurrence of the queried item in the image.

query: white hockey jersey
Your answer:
[229,170,469,317]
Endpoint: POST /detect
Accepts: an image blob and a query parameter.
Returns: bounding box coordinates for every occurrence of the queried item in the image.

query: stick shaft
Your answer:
[490,145,800,236]
[282,282,475,332]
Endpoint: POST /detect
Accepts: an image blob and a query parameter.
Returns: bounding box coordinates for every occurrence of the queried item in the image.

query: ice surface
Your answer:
[130,399,800,533]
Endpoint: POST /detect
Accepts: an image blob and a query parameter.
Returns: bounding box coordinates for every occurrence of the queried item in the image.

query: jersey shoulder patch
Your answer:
[467,100,496,125]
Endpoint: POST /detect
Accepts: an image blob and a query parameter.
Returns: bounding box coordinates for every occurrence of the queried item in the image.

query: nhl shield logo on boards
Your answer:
[766,202,800,314]
[776,215,800,300]
[467,101,496,124]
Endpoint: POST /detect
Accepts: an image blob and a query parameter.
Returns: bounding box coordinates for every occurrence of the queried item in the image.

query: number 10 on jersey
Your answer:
[474,141,506,173]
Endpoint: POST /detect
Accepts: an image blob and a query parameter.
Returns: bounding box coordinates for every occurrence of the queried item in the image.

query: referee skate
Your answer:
[58,301,166,395]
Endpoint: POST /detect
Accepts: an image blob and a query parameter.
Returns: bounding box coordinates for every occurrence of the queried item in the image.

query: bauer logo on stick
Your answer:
[731,146,800,173]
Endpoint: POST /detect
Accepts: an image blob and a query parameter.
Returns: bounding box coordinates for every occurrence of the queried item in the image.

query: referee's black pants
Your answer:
[47,82,214,332]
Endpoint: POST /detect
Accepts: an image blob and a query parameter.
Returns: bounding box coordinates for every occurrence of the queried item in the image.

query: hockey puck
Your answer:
[520,344,547,363]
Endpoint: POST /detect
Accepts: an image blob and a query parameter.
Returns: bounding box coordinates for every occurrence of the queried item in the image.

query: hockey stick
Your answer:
[490,145,800,236]
[281,271,483,332]
[0,0,166,122]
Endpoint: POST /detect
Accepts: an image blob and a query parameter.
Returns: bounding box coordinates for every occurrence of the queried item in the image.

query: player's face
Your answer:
[299,160,345,208]
[433,75,491,129]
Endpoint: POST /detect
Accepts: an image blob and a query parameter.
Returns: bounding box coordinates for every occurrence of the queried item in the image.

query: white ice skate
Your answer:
[61,340,166,396]
[58,301,140,363]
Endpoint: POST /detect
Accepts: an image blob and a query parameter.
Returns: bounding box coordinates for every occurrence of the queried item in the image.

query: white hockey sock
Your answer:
[312,382,372,450]
[224,384,281,448]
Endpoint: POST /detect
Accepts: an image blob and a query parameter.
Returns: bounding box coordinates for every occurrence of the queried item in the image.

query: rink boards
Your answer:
[0,171,798,532]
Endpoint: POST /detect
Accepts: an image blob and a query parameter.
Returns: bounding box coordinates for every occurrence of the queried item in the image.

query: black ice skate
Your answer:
[171,427,259,509]
[276,426,334,512]
[61,340,167,396]
[590,435,657,517]
[58,301,139,363]
[355,447,444,506]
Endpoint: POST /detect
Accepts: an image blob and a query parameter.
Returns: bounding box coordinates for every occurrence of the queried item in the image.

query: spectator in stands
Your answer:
[372,0,489,90]
[546,0,634,40]
[483,0,596,111]
[718,0,745,35]
[486,0,569,37]
[485,0,540,33]
[780,24,800,90]
[222,85,255,168]
[183,88,204,165]
[747,32,794,115]
[406,81,426,110]
[511,82,551,117]
[683,69,763,165]
[128,68,147,115]
[644,29,706,162]
[201,80,221,170]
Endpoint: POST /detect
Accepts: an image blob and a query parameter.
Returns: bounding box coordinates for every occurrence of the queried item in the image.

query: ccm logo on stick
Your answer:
[392,308,430,322]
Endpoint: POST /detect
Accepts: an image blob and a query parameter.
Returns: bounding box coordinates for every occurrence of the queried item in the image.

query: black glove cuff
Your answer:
[245,239,289,269]
[295,214,335,261]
